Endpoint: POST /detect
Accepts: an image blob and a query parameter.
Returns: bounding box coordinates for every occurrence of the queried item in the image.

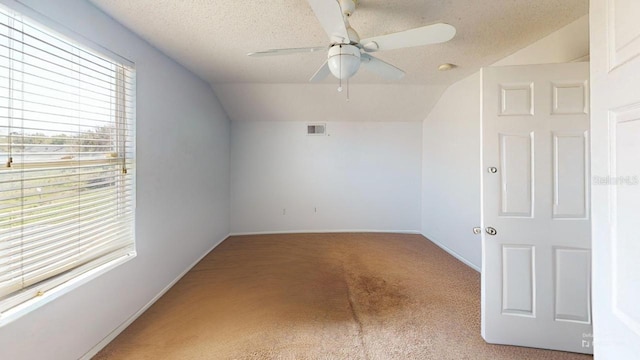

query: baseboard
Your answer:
[421,233,481,272]
[229,229,421,236]
[80,234,230,360]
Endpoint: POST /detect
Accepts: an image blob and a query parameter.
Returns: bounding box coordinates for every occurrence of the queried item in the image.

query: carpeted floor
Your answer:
[94,233,593,360]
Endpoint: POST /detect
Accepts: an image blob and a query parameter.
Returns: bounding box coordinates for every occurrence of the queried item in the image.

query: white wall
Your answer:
[421,15,590,271]
[421,73,482,270]
[214,83,448,123]
[0,1,230,359]
[494,15,589,66]
[231,121,422,233]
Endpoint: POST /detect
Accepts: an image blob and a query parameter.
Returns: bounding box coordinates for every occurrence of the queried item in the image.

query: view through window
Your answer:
[0,5,135,314]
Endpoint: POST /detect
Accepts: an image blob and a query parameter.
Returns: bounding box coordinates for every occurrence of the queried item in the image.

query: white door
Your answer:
[591,1,640,359]
[481,63,592,354]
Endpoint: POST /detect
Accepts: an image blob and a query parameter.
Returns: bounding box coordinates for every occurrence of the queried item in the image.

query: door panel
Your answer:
[552,82,588,115]
[499,133,534,217]
[502,245,535,316]
[592,1,640,358]
[608,0,640,69]
[552,132,588,219]
[611,109,640,332]
[500,83,534,116]
[554,247,591,323]
[481,62,592,354]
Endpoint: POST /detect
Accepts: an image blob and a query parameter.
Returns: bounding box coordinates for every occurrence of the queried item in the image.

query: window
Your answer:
[0,5,135,315]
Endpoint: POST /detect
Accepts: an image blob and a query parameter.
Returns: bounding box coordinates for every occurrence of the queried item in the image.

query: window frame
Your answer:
[0,1,136,326]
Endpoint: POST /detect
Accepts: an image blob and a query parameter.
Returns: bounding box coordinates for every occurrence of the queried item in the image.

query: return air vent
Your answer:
[307,124,326,135]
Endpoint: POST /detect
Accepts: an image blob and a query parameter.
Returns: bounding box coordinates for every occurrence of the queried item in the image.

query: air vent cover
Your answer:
[307,123,326,135]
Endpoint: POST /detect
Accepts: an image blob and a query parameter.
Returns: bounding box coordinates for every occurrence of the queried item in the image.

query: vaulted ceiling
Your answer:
[89,0,589,122]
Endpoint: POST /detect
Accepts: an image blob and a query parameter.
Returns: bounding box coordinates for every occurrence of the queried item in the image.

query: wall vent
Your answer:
[307,123,326,135]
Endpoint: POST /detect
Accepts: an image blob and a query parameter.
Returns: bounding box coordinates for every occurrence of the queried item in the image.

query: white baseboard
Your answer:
[229,229,421,236]
[80,234,230,360]
[421,233,481,272]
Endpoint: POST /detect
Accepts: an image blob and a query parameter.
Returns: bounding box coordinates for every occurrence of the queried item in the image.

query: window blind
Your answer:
[0,5,135,313]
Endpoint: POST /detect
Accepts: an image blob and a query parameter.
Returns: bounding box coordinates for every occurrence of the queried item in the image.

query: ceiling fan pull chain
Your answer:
[338,44,343,92]
[347,78,350,102]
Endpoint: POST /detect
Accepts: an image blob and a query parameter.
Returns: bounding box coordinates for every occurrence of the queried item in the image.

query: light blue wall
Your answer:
[0,1,231,359]
[231,121,423,234]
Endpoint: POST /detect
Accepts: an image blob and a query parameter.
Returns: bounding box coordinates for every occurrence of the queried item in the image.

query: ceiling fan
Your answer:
[247,0,456,82]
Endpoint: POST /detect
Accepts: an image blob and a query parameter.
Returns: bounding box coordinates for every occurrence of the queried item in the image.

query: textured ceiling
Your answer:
[89,0,588,86]
[87,1,588,123]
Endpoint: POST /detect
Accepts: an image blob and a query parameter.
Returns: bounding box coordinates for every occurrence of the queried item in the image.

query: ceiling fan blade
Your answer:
[360,23,456,52]
[360,53,405,80]
[309,60,330,82]
[248,46,327,57]
[307,0,351,43]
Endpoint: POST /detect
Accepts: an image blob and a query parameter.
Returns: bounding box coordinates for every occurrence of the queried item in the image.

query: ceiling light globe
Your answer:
[328,44,361,80]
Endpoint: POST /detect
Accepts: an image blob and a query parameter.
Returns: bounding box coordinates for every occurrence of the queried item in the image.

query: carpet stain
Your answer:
[352,274,409,316]
[94,233,593,360]
[343,266,370,360]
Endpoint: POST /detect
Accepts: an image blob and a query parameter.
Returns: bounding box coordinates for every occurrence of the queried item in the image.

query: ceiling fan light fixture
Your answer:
[328,44,361,80]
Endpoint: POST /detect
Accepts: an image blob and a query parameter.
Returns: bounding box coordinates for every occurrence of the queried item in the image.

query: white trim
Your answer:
[79,234,230,360]
[0,252,135,327]
[422,233,481,272]
[229,229,421,236]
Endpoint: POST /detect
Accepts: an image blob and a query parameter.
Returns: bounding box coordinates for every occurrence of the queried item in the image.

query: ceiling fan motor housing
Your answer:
[328,44,361,80]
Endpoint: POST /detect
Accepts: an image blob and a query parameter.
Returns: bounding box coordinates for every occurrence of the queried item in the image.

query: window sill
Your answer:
[0,252,137,327]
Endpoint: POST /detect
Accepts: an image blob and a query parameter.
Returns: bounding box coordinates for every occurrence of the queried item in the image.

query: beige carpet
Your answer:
[95,233,593,360]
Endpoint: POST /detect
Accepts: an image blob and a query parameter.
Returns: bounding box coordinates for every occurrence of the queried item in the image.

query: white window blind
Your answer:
[0,5,135,313]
